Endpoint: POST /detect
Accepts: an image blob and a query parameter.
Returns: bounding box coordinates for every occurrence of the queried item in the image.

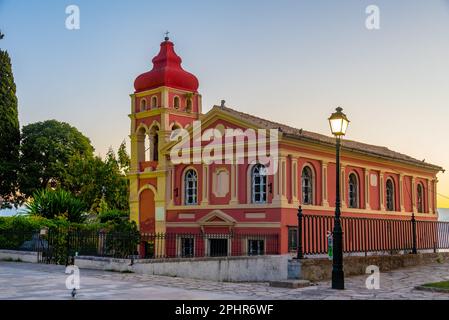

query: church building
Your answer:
[127,36,443,256]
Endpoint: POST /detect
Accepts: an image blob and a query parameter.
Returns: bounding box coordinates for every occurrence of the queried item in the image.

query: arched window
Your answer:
[149,126,159,161]
[140,99,147,111]
[151,96,157,109]
[301,166,313,205]
[348,173,359,208]
[186,98,192,112]
[153,133,158,161]
[386,179,395,211]
[136,126,149,163]
[174,96,180,109]
[417,183,424,213]
[184,169,198,205]
[251,164,267,204]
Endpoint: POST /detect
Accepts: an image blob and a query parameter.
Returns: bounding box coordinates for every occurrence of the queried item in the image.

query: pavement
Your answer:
[1,260,449,300]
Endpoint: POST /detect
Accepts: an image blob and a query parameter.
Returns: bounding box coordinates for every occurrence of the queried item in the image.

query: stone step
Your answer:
[269,279,311,289]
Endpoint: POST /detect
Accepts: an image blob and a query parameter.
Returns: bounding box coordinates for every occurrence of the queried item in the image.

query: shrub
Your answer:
[97,210,129,224]
[26,189,87,223]
[0,215,140,263]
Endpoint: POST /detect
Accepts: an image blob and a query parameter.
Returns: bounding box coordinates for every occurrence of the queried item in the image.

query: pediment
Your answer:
[198,210,237,226]
[161,107,264,155]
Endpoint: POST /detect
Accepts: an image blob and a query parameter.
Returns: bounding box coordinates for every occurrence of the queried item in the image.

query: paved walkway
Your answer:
[1,261,449,299]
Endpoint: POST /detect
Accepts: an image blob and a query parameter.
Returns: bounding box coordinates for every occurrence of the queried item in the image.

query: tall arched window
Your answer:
[151,96,157,109]
[174,96,180,109]
[184,169,198,205]
[251,164,267,204]
[140,99,147,111]
[348,173,359,208]
[136,126,149,163]
[153,133,158,161]
[149,126,159,161]
[417,183,424,213]
[302,166,314,205]
[386,179,395,211]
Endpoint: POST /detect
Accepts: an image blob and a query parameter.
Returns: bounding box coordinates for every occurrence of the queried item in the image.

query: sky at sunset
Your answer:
[1,0,448,207]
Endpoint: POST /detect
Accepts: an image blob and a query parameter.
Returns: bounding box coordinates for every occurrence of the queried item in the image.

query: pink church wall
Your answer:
[369,170,380,210]
[403,175,413,212]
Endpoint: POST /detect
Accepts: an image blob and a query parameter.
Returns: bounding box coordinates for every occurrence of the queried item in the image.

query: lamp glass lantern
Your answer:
[328,107,349,137]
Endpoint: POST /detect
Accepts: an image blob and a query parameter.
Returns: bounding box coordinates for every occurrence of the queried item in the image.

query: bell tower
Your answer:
[128,35,202,234]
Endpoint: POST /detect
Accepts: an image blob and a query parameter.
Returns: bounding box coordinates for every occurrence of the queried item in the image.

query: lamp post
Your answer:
[328,107,350,290]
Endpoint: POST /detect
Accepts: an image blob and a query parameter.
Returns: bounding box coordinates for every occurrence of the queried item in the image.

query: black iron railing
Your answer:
[0,228,280,263]
[0,230,42,252]
[139,232,279,259]
[293,213,449,257]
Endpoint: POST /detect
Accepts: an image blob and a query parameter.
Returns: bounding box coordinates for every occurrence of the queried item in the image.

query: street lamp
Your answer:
[328,107,349,290]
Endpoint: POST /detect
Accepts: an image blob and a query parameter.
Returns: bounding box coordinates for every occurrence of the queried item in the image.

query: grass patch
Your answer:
[422,281,449,289]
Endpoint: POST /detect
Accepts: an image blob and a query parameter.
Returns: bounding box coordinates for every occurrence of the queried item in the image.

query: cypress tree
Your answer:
[0,31,20,207]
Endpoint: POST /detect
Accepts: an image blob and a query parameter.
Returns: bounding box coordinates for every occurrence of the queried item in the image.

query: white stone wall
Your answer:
[75,255,290,282]
[0,250,38,263]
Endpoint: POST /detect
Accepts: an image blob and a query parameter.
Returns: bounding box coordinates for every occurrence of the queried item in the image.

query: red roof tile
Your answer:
[212,105,443,172]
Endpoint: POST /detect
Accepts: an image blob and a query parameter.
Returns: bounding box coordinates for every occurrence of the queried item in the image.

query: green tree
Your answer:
[19,120,94,198]
[117,140,130,173]
[0,31,20,208]
[62,147,129,213]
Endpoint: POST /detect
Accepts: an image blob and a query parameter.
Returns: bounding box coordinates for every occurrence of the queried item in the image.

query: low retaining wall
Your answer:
[0,249,38,263]
[75,255,290,282]
[298,252,449,282]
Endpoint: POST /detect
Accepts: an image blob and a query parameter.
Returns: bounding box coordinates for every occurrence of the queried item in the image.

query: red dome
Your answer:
[134,39,199,93]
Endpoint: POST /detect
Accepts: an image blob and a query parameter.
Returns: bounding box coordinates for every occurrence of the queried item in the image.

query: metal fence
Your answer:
[0,228,280,263]
[140,232,280,259]
[3,213,446,263]
[0,228,140,264]
[0,230,43,252]
[295,209,449,257]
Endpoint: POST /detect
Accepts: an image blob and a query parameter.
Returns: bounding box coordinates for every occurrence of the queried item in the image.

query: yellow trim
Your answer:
[138,184,159,198]
[166,222,281,228]
[282,136,441,175]
[197,209,237,225]
[128,170,166,179]
[130,107,200,121]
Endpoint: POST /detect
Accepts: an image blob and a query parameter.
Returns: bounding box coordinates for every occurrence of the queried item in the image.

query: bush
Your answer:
[97,210,129,224]
[26,189,88,223]
[0,215,140,263]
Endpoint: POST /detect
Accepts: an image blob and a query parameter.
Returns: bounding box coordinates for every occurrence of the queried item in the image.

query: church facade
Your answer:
[128,37,443,255]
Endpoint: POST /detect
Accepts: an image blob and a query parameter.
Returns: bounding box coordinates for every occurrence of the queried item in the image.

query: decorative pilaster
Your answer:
[167,166,174,206]
[433,179,438,214]
[427,179,431,213]
[230,164,239,205]
[380,171,385,211]
[128,174,140,228]
[340,165,347,209]
[161,87,169,108]
[280,156,288,201]
[399,174,405,212]
[202,165,209,205]
[130,133,145,172]
[272,156,283,205]
[272,164,280,203]
[411,176,416,213]
[130,93,136,116]
[364,169,371,210]
[292,158,299,205]
[322,161,329,207]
